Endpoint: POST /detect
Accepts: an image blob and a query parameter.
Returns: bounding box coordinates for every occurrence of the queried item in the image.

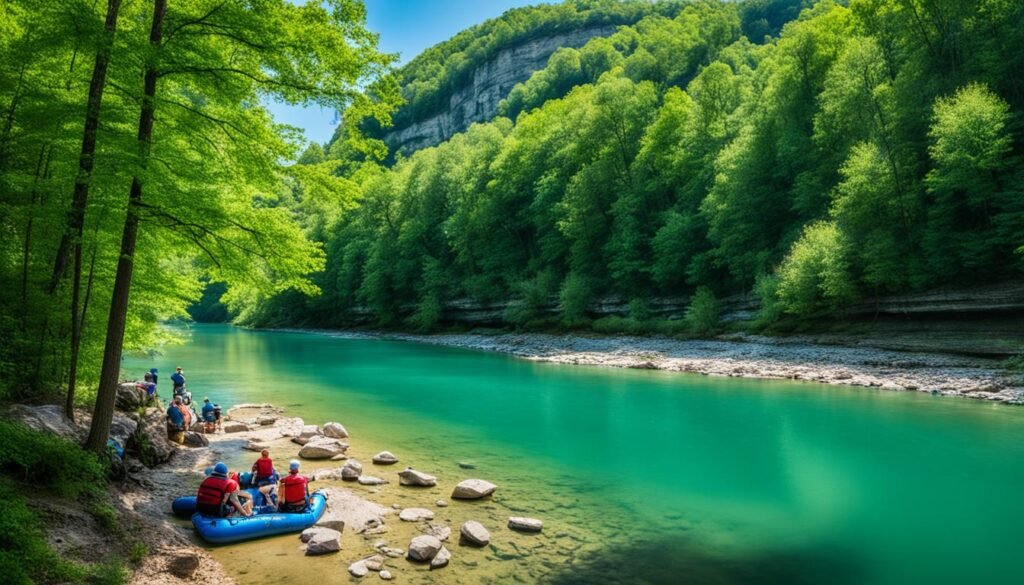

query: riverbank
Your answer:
[283,329,1024,404]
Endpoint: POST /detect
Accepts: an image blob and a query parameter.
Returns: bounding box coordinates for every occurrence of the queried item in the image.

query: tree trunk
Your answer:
[85,0,167,453]
[49,0,123,294]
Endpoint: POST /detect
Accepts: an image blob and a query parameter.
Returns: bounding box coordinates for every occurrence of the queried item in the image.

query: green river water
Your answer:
[125,324,1024,585]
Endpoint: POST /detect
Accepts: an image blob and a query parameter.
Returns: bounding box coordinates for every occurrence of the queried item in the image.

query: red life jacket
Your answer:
[196,475,236,515]
[282,473,308,505]
[253,457,274,480]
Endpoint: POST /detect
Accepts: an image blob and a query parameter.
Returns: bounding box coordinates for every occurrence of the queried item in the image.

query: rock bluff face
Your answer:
[385,26,617,155]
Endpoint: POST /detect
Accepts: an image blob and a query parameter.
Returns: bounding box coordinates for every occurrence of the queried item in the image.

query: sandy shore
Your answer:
[288,329,1024,404]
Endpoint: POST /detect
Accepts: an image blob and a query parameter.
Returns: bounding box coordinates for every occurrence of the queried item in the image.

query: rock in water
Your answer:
[451,479,497,500]
[435,500,448,508]
[372,451,399,465]
[425,522,451,541]
[243,441,270,452]
[460,521,490,546]
[379,570,394,580]
[299,437,349,459]
[406,535,442,562]
[399,508,435,522]
[323,421,349,438]
[358,476,387,486]
[341,459,363,481]
[430,546,451,570]
[508,517,543,533]
[304,527,342,555]
[397,468,437,487]
[348,561,368,577]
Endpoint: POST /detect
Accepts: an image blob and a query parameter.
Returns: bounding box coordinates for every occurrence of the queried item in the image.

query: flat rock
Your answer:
[316,488,390,536]
[460,521,490,546]
[323,421,349,438]
[303,527,342,555]
[397,468,436,487]
[430,546,451,570]
[372,451,399,465]
[451,479,497,500]
[300,526,337,543]
[255,415,277,426]
[223,422,248,433]
[508,517,543,532]
[341,459,363,481]
[330,453,348,461]
[243,441,270,452]
[358,476,387,486]
[399,508,435,522]
[407,535,442,562]
[425,522,450,541]
[379,547,404,558]
[362,555,384,571]
[299,437,349,459]
[348,561,368,577]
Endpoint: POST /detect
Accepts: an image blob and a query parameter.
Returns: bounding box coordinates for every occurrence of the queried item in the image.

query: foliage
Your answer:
[0,421,105,498]
[776,221,854,315]
[685,287,720,335]
[0,0,395,419]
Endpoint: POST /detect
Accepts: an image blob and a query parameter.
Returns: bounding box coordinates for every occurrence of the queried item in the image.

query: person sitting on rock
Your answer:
[277,460,312,513]
[165,396,186,444]
[175,396,193,431]
[197,462,252,517]
[201,398,217,433]
[251,449,279,503]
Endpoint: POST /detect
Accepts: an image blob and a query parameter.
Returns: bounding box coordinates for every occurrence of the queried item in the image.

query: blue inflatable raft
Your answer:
[173,488,328,544]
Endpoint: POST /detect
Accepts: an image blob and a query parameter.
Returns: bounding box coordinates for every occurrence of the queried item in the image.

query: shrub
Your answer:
[0,421,105,498]
[559,273,593,327]
[685,287,720,336]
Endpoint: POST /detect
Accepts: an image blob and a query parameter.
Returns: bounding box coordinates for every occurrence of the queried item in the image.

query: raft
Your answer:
[195,490,326,544]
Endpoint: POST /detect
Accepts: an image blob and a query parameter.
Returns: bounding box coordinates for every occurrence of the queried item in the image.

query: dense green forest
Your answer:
[0,0,393,446]
[246,0,1024,332]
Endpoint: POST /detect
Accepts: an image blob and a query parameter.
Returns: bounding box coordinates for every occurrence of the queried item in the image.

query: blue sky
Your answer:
[270,0,542,145]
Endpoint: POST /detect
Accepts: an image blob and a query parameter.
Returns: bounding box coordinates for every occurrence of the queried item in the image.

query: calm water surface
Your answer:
[125,324,1024,585]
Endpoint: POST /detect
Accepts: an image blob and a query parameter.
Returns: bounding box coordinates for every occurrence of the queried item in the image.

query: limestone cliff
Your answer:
[385,25,618,155]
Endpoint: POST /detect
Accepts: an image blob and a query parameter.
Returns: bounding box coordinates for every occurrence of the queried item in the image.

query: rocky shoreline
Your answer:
[9,393,542,584]
[283,329,1024,404]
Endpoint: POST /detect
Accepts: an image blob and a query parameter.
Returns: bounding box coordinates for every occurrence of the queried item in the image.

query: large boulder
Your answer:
[451,479,497,500]
[460,521,490,546]
[508,517,543,533]
[406,535,442,562]
[398,508,434,522]
[131,407,175,465]
[430,546,451,570]
[115,382,150,411]
[322,422,348,438]
[341,459,363,481]
[8,404,82,441]
[183,431,209,448]
[372,451,399,465]
[397,468,436,487]
[299,437,349,459]
[302,527,341,555]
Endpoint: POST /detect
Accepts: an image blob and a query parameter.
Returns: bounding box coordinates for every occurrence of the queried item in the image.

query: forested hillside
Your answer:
[252,0,1024,335]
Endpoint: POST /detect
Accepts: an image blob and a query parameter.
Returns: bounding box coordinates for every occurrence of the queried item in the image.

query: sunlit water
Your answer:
[124,324,1024,584]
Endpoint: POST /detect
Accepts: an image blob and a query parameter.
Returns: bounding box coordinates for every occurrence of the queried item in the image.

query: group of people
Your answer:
[195,450,312,518]
[161,365,222,444]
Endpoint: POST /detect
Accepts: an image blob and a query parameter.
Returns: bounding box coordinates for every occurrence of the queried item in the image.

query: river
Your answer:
[124,324,1024,585]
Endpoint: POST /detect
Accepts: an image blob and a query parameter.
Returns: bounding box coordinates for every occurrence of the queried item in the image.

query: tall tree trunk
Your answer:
[50,0,123,293]
[85,0,166,453]
[55,0,122,420]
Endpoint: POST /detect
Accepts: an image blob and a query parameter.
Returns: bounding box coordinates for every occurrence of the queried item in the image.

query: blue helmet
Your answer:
[213,462,229,477]
[289,460,300,471]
